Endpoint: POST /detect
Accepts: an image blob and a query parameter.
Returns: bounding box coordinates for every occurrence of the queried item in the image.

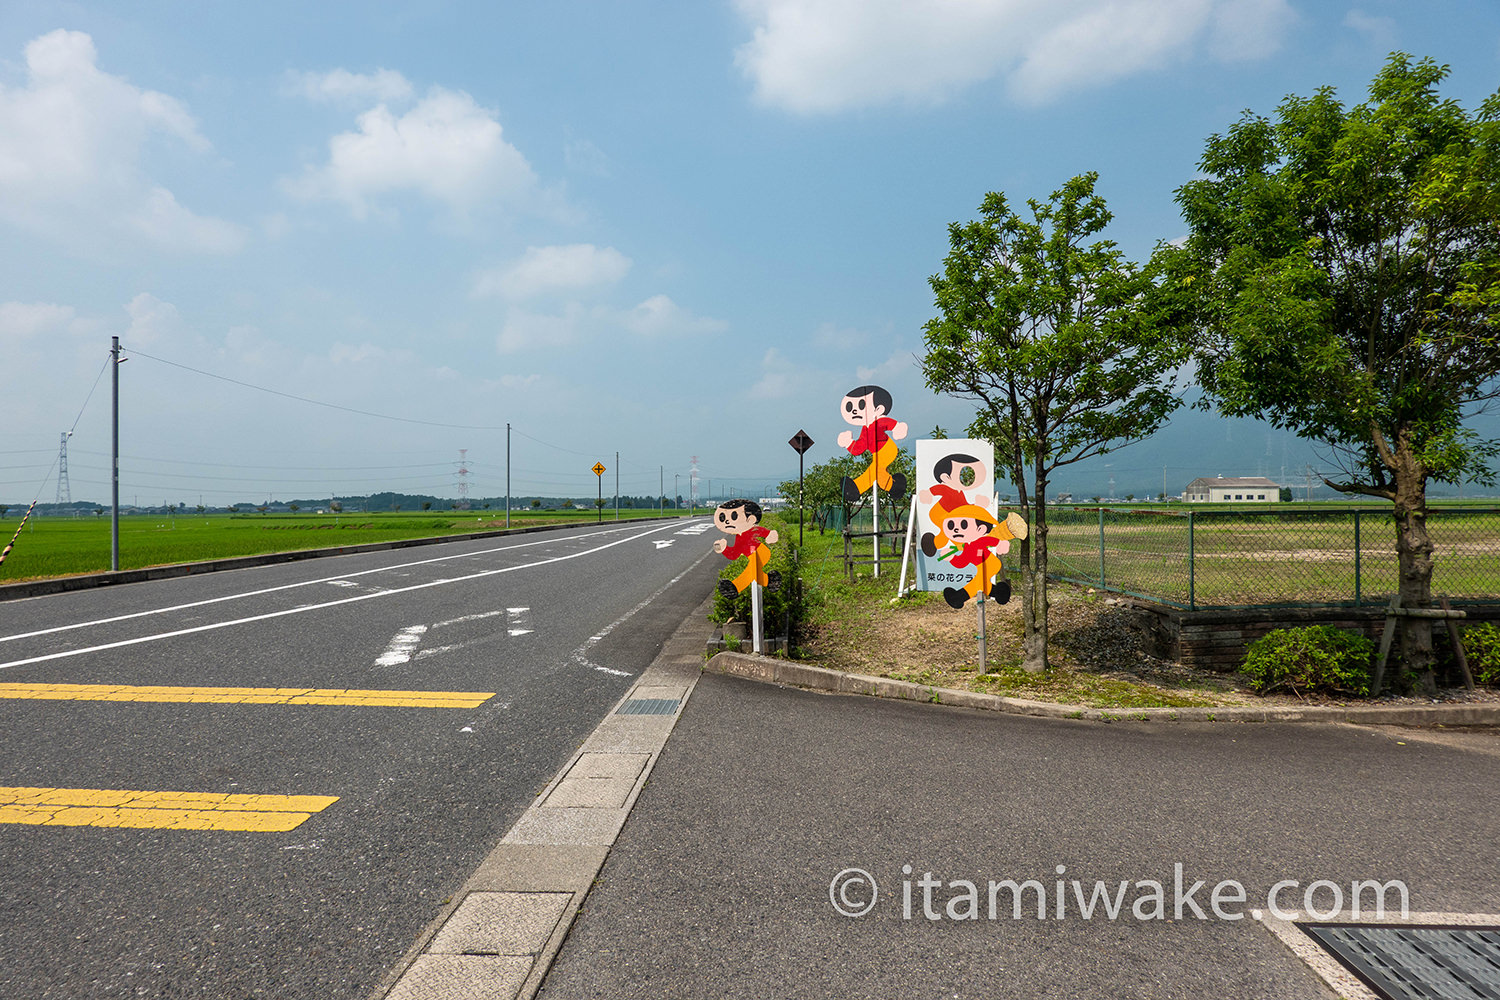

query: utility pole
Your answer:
[614,451,619,521]
[660,466,664,514]
[110,337,122,570]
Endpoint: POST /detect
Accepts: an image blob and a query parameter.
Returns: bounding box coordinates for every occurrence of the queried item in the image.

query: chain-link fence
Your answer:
[1045,506,1500,609]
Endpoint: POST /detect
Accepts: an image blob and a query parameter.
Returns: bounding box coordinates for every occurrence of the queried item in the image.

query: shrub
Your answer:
[1462,623,1500,686]
[708,514,805,645]
[1240,626,1373,697]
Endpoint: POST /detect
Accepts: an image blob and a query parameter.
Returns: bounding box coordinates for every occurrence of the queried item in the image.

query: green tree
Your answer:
[1174,55,1500,693]
[922,173,1189,672]
[531,499,542,509]
[777,448,915,537]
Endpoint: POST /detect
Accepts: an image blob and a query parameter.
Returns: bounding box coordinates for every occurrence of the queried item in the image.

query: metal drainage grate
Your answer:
[615,698,680,716]
[1300,923,1500,1000]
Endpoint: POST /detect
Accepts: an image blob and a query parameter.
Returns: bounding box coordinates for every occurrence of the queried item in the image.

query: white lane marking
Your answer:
[375,625,428,666]
[507,607,532,637]
[570,548,714,676]
[0,521,698,645]
[0,523,687,671]
[653,540,674,549]
[675,524,711,535]
[433,610,505,628]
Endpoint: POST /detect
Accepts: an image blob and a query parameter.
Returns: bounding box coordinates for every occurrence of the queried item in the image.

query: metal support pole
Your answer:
[798,451,805,548]
[110,336,120,571]
[1353,510,1361,607]
[1187,511,1195,611]
[660,466,664,514]
[614,451,619,521]
[977,593,987,671]
[1098,506,1106,588]
[505,422,511,529]
[751,580,764,654]
[597,471,602,524]
[872,480,880,578]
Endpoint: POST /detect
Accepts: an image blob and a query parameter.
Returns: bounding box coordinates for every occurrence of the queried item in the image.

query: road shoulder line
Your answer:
[373,596,714,1000]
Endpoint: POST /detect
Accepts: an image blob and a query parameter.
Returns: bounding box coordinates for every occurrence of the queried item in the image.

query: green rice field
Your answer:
[0,508,696,583]
[1043,504,1500,607]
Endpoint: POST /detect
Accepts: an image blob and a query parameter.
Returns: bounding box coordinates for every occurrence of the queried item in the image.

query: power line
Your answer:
[125,346,511,431]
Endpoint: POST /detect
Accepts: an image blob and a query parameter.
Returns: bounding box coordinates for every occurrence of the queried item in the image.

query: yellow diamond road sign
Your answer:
[592,462,606,477]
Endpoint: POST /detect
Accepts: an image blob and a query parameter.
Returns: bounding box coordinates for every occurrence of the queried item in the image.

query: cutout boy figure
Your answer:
[836,384,908,503]
[712,499,780,599]
[940,505,1013,609]
[912,440,1028,605]
[918,452,988,557]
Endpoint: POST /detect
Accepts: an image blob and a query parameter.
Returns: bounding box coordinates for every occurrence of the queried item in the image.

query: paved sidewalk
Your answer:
[372,602,710,1000]
[538,671,1500,999]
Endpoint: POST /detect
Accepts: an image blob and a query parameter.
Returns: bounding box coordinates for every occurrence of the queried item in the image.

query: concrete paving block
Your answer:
[565,752,649,781]
[626,685,687,704]
[466,844,609,893]
[579,718,673,754]
[542,776,635,809]
[500,807,627,846]
[385,955,532,1000]
[428,891,572,956]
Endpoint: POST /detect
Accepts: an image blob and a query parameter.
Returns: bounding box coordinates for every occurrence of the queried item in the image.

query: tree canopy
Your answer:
[1174,54,1500,690]
[923,172,1189,671]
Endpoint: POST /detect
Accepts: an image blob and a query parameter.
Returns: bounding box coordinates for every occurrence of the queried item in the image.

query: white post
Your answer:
[977,593,987,672]
[872,480,880,578]
[751,580,764,654]
[896,493,918,598]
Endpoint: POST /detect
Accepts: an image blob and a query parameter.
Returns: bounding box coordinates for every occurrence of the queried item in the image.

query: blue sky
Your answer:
[3,1,1497,507]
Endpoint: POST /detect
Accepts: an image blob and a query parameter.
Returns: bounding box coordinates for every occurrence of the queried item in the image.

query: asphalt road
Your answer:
[0,518,721,999]
[540,672,1500,999]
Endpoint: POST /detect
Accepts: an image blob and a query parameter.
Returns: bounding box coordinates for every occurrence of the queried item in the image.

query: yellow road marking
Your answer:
[0,683,493,709]
[0,787,339,832]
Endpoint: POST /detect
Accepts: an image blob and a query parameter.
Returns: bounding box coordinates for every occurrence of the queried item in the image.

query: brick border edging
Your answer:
[0,515,691,603]
[703,651,1500,726]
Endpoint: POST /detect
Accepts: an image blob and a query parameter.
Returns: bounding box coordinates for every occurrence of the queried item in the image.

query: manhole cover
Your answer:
[1300,923,1500,999]
[615,698,680,716]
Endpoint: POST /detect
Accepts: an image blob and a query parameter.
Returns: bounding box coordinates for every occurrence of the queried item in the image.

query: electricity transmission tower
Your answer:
[55,431,72,505]
[455,449,471,510]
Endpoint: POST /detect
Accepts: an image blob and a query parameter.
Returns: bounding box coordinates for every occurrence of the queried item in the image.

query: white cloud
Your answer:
[0,30,244,254]
[733,0,1295,112]
[563,133,611,177]
[285,87,538,219]
[473,244,632,300]
[497,303,593,354]
[124,293,182,347]
[285,68,413,107]
[1343,9,1398,50]
[623,294,728,337]
[494,294,726,353]
[0,302,82,343]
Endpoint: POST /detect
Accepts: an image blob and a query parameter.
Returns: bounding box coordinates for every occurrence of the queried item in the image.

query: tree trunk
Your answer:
[1022,478,1049,673]
[1391,435,1436,696]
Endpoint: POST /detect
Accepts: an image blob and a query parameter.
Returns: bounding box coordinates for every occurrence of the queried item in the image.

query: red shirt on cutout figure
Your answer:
[835,384,908,503]
[712,499,780,600]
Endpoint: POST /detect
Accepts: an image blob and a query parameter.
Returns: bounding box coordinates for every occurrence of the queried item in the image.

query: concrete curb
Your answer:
[0,515,689,603]
[372,596,716,1000]
[704,651,1500,726]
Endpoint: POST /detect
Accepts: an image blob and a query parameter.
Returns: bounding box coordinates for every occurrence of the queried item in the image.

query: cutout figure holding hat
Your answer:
[919,452,989,556]
[939,505,1014,609]
[712,499,780,599]
[836,384,908,503]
